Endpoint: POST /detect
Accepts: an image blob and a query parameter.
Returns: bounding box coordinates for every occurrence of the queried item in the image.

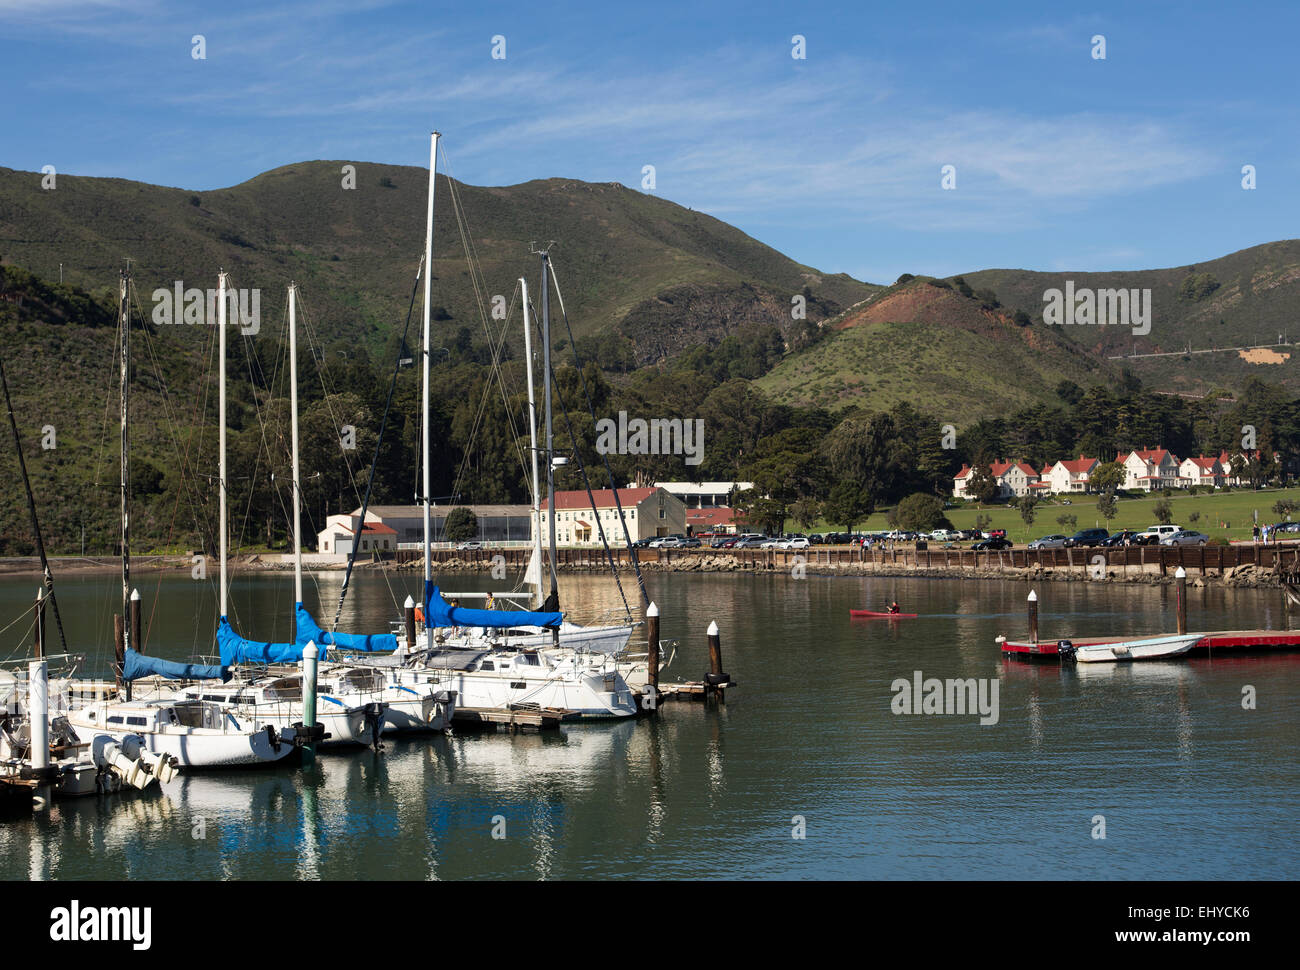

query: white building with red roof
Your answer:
[542,487,685,545]
[953,460,1040,499]
[1180,455,1223,488]
[1118,448,1181,491]
[1044,456,1100,494]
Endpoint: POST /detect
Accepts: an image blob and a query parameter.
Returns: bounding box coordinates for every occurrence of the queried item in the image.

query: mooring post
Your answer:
[1027,589,1038,643]
[403,595,416,652]
[1175,566,1187,635]
[302,641,318,766]
[113,613,125,695]
[705,620,729,701]
[29,659,50,811]
[127,587,141,701]
[33,587,44,659]
[646,601,660,694]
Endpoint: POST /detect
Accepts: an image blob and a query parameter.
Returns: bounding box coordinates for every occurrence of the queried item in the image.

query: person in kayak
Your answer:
[888,601,900,614]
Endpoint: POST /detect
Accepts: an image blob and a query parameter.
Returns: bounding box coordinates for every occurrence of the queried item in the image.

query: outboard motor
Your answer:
[1057,639,1077,662]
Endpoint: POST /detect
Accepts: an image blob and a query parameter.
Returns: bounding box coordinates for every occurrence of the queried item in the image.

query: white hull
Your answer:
[1072,634,1203,663]
[430,668,636,719]
[67,702,296,768]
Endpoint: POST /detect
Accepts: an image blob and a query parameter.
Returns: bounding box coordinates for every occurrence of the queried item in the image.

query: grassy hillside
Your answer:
[0,162,874,361]
[756,278,1117,417]
[964,241,1300,394]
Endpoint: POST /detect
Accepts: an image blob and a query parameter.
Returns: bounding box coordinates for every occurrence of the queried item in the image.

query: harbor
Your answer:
[1,570,1295,880]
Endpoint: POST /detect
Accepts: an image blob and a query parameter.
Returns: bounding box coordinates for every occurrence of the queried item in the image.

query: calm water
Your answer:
[2,568,1297,880]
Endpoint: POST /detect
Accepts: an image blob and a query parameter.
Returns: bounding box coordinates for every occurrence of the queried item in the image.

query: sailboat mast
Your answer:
[119,269,131,644]
[289,282,302,611]
[422,131,440,589]
[521,277,543,609]
[541,252,559,606]
[218,270,228,620]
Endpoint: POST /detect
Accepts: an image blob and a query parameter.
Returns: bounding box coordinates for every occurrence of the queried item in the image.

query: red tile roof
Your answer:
[687,507,735,526]
[542,488,659,511]
[352,522,396,535]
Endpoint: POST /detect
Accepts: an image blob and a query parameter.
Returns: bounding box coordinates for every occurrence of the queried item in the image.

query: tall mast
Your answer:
[218,270,228,621]
[422,131,440,590]
[119,268,131,645]
[541,251,559,607]
[289,282,302,611]
[521,276,543,609]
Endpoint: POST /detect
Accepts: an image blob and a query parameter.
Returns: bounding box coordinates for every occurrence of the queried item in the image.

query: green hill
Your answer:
[0,162,874,360]
[756,277,1118,417]
[963,241,1300,396]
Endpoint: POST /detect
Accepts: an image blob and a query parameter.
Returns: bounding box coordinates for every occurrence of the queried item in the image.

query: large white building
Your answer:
[316,504,533,552]
[651,481,753,509]
[543,487,686,545]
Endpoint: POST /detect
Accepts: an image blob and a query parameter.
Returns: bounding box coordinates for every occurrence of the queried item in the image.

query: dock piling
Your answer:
[302,641,318,766]
[705,620,731,701]
[1175,566,1187,635]
[29,659,49,811]
[403,595,416,652]
[1027,589,1038,643]
[127,587,141,700]
[646,602,660,695]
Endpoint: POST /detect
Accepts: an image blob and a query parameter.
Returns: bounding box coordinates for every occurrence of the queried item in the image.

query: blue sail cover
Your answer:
[295,603,396,653]
[122,648,230,682]
[217,616,303,666]
[425,582,562,629]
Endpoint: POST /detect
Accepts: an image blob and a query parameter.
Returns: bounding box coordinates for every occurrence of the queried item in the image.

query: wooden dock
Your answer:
[999,629,1300,660]
[451,705,577,732]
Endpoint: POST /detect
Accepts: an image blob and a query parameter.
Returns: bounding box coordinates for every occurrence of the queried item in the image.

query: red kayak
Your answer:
[850,609,918,618]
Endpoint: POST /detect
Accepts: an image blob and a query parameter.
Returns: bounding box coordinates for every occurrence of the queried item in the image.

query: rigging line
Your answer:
[331,255,426,630]
[294,287,403,616]
[0,357,69,655]
[542,323,635,622]
[546,259,649,611]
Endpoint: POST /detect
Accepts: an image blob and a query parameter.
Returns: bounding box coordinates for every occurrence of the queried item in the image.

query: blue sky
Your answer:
[1,0,1296,284]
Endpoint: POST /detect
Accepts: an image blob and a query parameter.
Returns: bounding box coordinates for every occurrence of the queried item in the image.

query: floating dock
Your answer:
[999,629,1300,661]
[451,705,577,732]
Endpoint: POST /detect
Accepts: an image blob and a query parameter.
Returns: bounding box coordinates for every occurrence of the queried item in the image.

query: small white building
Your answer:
[650,481,753,509]
[1044,456,1100,494]
[1180,456,1222,488]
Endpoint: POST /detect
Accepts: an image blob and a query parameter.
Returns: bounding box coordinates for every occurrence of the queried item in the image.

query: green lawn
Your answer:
[805,486,1300,543]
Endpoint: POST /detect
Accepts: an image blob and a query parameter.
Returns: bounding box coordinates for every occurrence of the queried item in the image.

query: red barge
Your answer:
[999,629,1300,661]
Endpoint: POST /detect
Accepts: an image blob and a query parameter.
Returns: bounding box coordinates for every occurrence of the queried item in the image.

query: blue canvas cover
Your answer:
[122,648,229,682]
[424,582,562,629]
[295,603,396,653]
[217,616,303,666]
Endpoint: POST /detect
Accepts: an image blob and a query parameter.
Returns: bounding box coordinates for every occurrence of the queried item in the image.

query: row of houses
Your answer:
[953,449,1268,499]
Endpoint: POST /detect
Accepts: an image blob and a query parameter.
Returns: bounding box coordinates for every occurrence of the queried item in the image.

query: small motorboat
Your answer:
[1067,633,1203,663]
[849,610,918,618]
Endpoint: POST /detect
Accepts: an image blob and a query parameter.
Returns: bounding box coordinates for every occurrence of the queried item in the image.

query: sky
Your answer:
[1,0,1297,285]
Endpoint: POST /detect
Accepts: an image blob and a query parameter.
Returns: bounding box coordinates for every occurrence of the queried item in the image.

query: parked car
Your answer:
[456,541,482,550]
[983,529,1007,539]
[1161,530,1209,546]
[1139,524,1181,542]
[732,534,768,549]
[1028,535,1067,549]
[631,537,655,549]
[973,536,1013,550]
[1064,528,1111,548]
[783,537,810,549]
[1102,530,1142,546]
[709,536,733,549]
[677,537,702,548]
[929,529,960,542]
[959,529,983,541]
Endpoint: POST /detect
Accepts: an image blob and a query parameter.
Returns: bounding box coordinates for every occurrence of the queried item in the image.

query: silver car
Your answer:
[1161,530,1209,546]
[1028,535,1068,550]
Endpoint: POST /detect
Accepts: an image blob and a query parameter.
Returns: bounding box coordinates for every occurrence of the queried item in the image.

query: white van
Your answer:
[1140,524,1180,541]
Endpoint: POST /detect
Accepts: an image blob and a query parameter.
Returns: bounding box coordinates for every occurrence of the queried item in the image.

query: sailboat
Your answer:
[361,133,638,719]
[196,279,452,741]
[66,269,302,768]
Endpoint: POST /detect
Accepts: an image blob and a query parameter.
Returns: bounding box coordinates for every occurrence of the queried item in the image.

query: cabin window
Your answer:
[510,681,526,689]
[480,661,494,671]
[87,711,95,720]
[107,716,124,725]
[520,654,540,666]
[127,716,147,726]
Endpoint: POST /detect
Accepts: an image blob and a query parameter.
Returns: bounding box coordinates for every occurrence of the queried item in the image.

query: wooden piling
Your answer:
[1175,566,1187,635]
[646,601,660,693]
[129,587,142,654]
[404,595,416,651]
[1027,589,1038,643]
